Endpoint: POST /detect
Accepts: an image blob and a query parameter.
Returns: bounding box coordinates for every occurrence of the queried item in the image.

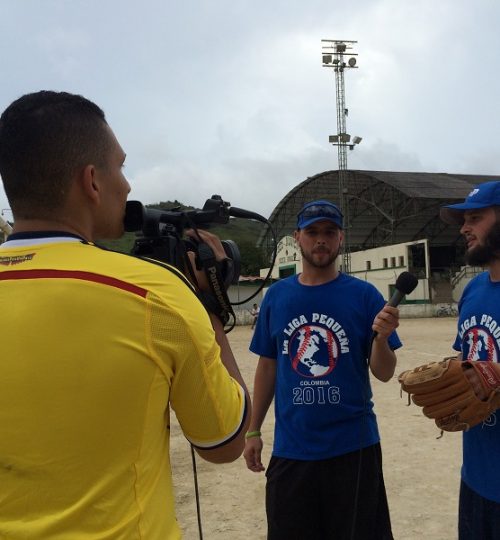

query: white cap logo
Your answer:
[468,188,480,197]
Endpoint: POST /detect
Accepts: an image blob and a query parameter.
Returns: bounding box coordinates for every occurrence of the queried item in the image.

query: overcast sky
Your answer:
[0,0,498,220]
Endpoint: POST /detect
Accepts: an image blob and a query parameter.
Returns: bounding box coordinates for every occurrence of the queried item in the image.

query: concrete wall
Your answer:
[349,239,431,303]
[451,266,483,302]
[0,214,12,242]
[232,289,458,324]
[246,237,462,325]
[266,235,303,279]
[399,303,458,319]
[228,283,264,325]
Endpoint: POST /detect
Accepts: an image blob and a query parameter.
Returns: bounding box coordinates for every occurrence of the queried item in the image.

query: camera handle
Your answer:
[194,241,236,331]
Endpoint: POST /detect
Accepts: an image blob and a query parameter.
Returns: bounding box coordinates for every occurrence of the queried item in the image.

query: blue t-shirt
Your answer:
[453,271,500,503]
[250,273,402,461]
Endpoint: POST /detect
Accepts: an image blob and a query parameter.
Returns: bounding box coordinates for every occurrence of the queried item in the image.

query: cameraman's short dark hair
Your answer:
[0,90,112,218]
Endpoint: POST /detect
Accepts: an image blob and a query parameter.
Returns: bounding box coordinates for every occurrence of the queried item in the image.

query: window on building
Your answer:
[383,258,388,268]
[399,255,404,266]
[366,261,371,270]
[391,257,396,267]
[408,242,426,278]
[279,265,296,279]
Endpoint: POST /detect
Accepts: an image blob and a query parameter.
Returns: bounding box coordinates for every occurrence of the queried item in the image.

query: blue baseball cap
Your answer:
[440,180,500,225]
[297,200,343,229]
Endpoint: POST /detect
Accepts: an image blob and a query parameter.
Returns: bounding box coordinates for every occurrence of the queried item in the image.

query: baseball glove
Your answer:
[398,358,500,432]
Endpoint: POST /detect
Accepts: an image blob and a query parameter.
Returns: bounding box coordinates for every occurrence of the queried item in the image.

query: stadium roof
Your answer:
[258,170,499,251]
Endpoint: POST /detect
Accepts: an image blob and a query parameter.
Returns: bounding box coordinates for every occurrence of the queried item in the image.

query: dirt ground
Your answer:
[170,317,462,540]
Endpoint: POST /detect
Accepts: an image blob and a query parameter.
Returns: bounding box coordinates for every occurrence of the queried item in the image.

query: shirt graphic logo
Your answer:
[0,253,35,266]
[463,327,498,362]
[289,325,339,378]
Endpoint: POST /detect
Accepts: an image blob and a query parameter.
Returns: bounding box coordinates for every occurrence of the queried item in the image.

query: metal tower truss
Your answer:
[321,39,359,274]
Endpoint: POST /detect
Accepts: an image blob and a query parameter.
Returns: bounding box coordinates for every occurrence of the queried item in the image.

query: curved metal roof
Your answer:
[259,170,499,251]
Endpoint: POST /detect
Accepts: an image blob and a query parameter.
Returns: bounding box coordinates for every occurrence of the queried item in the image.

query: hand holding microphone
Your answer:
[368,272,418,376]
[372,272,418,339]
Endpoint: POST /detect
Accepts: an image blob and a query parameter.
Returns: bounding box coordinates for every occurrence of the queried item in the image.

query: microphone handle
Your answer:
[370,289,404,344]
[387,289,405,308]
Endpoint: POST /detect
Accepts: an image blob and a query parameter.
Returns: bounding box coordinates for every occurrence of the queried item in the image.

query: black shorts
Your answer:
[459,480,500,540]
[265,443,393,540]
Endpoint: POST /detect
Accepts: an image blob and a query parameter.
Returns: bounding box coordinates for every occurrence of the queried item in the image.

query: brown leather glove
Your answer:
[399,359,500,432]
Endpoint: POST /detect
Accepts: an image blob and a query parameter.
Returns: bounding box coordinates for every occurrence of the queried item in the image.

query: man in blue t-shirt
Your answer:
[440,180,500,540]
[243,200,402,540]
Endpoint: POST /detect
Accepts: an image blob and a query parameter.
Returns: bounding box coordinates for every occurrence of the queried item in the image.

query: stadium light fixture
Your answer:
[328,133,362,149]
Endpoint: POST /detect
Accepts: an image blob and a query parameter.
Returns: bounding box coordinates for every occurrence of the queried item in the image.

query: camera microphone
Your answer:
[229,207,265,221]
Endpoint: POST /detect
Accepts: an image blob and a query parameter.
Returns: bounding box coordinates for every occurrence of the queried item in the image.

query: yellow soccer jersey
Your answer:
[0,235,246,539]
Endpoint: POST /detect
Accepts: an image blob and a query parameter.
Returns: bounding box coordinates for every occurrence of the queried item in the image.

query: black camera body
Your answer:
[124,195,241,285]
[124,195,275,331]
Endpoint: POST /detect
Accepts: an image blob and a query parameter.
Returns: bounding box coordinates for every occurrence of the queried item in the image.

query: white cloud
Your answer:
[0,0,499,219]
[34,28,91,80]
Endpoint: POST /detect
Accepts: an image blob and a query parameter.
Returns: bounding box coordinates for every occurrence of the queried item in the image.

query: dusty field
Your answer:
[170,317,462,540]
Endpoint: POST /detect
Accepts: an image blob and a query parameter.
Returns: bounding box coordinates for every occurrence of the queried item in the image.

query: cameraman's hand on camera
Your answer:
[185,228,227,293]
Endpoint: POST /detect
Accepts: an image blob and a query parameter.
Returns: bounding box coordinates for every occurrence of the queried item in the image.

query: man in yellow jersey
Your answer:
[0,91,250,539]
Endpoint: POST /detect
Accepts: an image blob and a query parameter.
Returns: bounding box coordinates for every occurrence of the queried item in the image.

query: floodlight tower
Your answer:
[321,39,361,274]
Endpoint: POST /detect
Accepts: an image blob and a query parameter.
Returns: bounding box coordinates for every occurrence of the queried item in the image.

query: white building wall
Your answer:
[349,239,431,303]
[263,236,432,304]
[261,235,303,280]
[0,215,12,242]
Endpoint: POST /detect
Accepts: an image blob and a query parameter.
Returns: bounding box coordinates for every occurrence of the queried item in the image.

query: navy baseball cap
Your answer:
[440,180,500,225]
[297,200,343,229]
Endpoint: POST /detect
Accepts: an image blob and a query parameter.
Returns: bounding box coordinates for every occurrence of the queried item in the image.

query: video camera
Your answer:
[124,195,244,286]
[124,195,274,330]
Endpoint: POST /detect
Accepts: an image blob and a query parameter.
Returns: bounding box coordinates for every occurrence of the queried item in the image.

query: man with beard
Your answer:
[440,180,500,540]
[243,199,402,540]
